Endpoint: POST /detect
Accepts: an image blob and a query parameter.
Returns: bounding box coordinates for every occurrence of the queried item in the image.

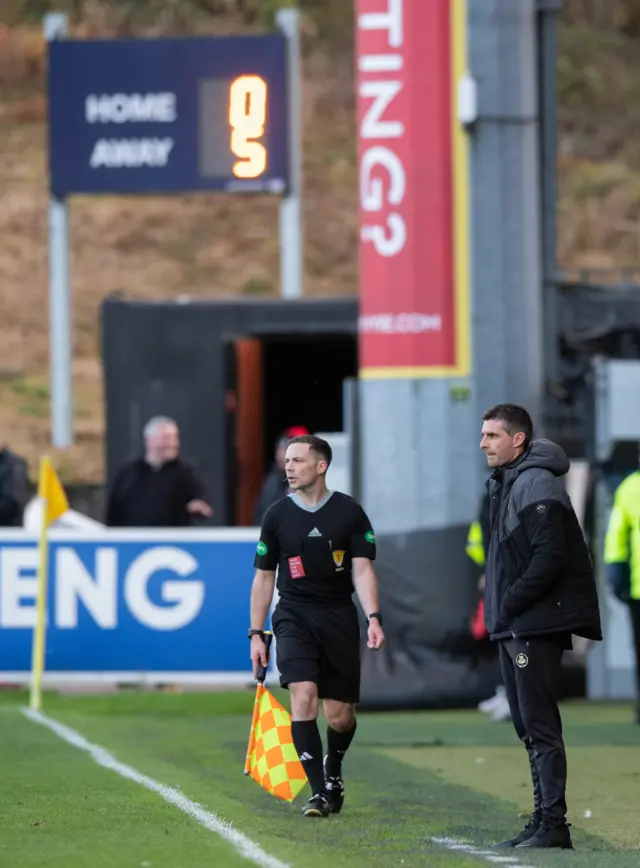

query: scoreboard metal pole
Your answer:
[44,12,72,449]
[276,8,303,301]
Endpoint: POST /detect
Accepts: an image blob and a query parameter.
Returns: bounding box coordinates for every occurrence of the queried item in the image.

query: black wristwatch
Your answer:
[367,612,383,627]
[248,628,264,640]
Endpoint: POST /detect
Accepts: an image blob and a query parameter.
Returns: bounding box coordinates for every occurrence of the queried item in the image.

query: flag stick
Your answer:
[30,460,50,711]
[244,631,273,776]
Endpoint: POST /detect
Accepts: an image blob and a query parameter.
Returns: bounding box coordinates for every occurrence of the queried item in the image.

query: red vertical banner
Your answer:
[356,0,470,377]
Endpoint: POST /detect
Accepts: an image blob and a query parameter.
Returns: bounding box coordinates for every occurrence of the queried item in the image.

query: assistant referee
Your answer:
[249,434,385,818]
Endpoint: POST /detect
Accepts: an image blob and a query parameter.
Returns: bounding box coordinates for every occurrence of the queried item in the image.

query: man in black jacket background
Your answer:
[253,426,309,525]
[480,403,602,851]
[106,416,212,527]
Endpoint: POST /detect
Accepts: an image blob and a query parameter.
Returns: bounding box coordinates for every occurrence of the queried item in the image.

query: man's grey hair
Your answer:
[143,415,177,439]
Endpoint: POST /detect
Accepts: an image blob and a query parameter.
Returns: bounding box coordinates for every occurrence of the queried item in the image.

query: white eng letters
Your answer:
[0,545,205,631]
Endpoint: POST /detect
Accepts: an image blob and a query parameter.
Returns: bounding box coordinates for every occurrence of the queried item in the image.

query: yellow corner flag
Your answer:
[244,683,308,803]
[30,457,69,712]
[38,455,69,527]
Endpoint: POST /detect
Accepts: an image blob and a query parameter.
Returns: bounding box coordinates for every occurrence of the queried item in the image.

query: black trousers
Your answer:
[499,637,567,826]
[629,601,640,709]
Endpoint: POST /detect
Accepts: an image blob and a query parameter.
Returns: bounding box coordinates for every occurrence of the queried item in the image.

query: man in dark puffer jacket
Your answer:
[480,403,602,852]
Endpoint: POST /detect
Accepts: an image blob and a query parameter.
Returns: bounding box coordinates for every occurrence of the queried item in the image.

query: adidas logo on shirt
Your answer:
[308,527,322,537]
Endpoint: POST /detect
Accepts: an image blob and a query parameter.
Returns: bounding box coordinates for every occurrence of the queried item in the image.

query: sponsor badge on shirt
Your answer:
[288,556,306,579]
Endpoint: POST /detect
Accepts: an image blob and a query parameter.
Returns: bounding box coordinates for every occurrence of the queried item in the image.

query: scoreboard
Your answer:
[47,35,290,197]
[44,20,301,450]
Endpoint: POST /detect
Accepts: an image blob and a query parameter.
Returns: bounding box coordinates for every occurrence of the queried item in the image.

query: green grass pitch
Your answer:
[0,689,637,866]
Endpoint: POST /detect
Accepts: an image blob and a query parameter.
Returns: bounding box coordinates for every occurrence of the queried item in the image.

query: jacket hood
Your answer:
[514,438,570,478]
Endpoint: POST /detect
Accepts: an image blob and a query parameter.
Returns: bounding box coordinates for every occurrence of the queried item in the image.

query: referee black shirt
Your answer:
[254,491,376,606]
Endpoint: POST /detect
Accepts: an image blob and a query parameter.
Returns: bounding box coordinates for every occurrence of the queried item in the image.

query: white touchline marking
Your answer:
[431,836,533,868]
[23,708,290,868]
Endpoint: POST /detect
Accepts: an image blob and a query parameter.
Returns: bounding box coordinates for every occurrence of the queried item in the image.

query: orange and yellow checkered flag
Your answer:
[244,683,307,802]
[244,632,307,803]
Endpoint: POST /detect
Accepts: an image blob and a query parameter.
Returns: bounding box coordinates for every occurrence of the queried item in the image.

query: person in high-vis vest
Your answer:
[466,520,485,569]
[466,492,511,722]
[466,487,491,573]
[604,471,640,723]
[466,506,489,643]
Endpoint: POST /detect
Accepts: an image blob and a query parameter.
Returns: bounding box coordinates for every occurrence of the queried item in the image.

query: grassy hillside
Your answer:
[1,3,639,483]
[557,21,640,276]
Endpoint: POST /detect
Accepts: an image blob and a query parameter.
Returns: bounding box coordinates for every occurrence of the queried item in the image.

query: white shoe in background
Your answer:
[490,692,512,722]
[478,685,506,713]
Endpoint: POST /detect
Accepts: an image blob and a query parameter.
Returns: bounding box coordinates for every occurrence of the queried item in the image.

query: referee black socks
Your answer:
[291,720,326,796]
[325,719,357,778]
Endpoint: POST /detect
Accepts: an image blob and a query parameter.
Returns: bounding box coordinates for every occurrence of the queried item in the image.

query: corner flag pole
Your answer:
[30,496,49,711]
[30,457,58,712]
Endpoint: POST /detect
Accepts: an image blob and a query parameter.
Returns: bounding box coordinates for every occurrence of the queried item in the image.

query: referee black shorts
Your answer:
[271,601,361,703]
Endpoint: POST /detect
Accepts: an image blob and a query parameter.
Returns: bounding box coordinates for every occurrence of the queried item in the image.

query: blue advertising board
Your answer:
[47,35,289,197]
[0,529,266,683]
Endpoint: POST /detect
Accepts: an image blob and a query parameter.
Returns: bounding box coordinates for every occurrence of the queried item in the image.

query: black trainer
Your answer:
[301,794,330,818]
[495,815,541,848]
[516,822,573,850]
[323,756,345,814]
